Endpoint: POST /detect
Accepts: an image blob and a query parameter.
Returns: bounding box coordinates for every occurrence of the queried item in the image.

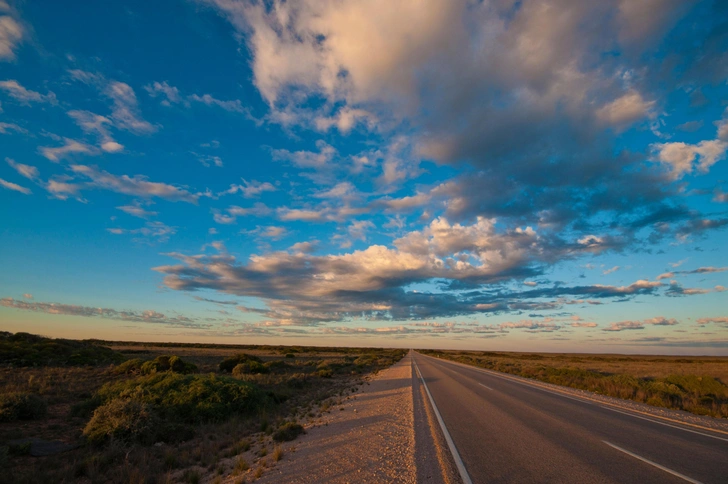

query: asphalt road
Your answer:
[412,351,728,484]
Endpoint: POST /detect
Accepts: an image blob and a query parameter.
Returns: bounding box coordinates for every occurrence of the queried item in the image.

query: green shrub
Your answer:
[112,358,144,375]
[219,353,262,373]
[70,396,102,418]
[83,399,158,445]
[284,353,295,359]
[140,355,197,374]
[96,373,265,424]
[272,422,305,442]
[232,361,269,376]
[0,392,47,422]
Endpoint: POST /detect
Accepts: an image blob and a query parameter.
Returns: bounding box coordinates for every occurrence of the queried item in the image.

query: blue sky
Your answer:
[1,0,727,353]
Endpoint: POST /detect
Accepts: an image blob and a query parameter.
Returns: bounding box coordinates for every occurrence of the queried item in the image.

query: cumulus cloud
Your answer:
[0,80,56,104]
[0,297,208,328]
[697,317,728,327]
[220,179,276,198]
[67,110,125,153]
[152,216,668,325]
[652,139,728,179]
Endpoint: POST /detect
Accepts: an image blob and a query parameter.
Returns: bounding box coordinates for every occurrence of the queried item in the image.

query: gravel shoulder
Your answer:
[253,354,417,484]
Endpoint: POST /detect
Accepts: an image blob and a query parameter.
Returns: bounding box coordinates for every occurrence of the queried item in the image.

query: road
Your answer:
[411,351,728,484]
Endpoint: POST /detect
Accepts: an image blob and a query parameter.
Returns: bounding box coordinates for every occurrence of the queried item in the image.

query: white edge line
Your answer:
[478,383,493,391]
[602,441,703,484]
[413,356,473,484]
[421,353,728,443]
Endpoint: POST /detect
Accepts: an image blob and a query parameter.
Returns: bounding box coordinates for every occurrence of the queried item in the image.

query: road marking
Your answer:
[602,441,704,484]
[413,356,473,484]
[421,353,728,443]
[478,383,493,390]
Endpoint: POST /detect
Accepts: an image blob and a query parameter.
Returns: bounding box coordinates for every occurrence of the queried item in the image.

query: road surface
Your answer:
[412,351,728,484]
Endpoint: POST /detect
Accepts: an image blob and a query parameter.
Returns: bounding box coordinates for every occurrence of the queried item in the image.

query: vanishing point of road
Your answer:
[411,351,728,484]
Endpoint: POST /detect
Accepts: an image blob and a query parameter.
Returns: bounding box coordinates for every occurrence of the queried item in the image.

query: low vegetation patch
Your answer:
[0,331,124,367]
[0,392,47,422]
[1,335,406,483]
[422,350,728,418]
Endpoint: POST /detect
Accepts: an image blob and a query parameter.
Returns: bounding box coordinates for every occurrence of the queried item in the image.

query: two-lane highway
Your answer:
[412,351,728,484]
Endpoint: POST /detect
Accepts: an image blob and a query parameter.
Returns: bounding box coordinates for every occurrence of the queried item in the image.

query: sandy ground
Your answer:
[252,355,418,484]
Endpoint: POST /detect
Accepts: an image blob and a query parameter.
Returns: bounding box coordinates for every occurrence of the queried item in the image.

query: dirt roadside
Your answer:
[248,352,452,484]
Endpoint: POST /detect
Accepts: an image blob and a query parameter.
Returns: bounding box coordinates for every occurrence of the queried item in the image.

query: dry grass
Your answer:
[423,350,728,418]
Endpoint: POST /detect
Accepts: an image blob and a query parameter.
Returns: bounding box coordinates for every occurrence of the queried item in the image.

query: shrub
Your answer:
[113,358,144,375]
[0,392,47,422]
[285,353,295,359]
[70,395,103,418]
[317,369,333,378]
[140,355,197,374]
[83,399,158,445]
[0,331,124,367]
[232,361,269,376]
[96,373,265,424]
[264,360,287,371]
[219,353,262,373]
[272,422,305,442]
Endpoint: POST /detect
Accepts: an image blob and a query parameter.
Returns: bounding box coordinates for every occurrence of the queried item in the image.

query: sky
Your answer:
[1,0,727,354]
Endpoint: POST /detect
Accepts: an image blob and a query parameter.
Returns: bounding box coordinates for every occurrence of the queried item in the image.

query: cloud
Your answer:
[0,176,30,194]
[0,297,208,328]
[0,80,57,104]
[571,322,598,328]
[152,216,668,325]
[22,293,32,299]
[697,317,728,327]
[0,121,26,134]
[603,266,620,275]
[188,93,246,113]
[105,81,156,134]
[107,221,176,243]
[117,202,158,219]
[212,203,271,224]
[39,138,96,162]
[272,140,336,169]
[67,110,125,153]
[652,139,728,179]
[0,10,23,61]
[596,90,654,127]
[192,152,224,168]
[145,81,187,106]
[6,157,38,179]
[603,316,678,332]
[69,165,200,203]
[221,179,276,198]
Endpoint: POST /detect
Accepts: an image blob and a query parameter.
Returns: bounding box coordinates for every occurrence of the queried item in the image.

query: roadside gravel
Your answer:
[253,355,417,484]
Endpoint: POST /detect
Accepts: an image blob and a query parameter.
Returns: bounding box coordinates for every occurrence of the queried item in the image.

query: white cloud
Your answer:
[0,14,22,61]
[70,165,199,203]
[188,93,245,113]
[6,157,38,179]
[0,176,30,194]
[603,316,678,332]
[117,202,158,219]
[596,90,654,127]
[602,266,620,275]
[67,109,125,153]
[105,81,156,134]
[145,81,187,106]
[0,80,57,104]
[272,140,336,169]
[652,139,728,179]
[0,121,25,134]
[39,138,96,162]
[107,221,176,243]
